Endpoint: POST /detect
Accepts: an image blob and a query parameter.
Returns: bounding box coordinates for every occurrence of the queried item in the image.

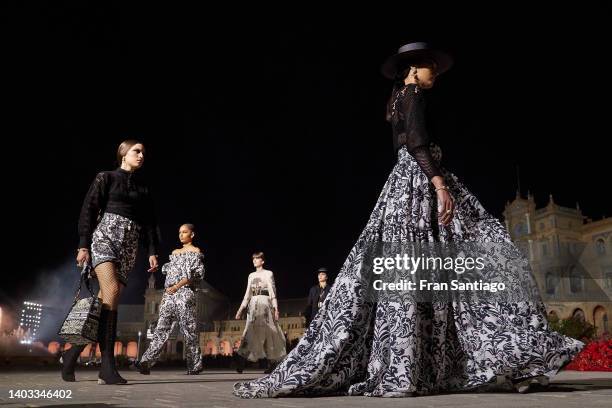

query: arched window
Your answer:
[569,268,583,293]
[593,306,608,336]
[605,270,612,289]
[596,239,606,255]
[545,272,558,295]
[126,342,138,359]
[219,340,231,355]
[572,308,585,322]
[205,341,217,355]
[114,341,123,356]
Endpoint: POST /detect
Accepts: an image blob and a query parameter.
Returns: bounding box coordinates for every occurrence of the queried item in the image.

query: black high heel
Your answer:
[60,344,87,382]
[135,360,150,375]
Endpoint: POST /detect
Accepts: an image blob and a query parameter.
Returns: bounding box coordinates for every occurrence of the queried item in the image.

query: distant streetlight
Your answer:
[137,331,142,359]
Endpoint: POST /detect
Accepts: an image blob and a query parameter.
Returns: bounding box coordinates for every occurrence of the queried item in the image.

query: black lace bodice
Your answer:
[387,83,443,180]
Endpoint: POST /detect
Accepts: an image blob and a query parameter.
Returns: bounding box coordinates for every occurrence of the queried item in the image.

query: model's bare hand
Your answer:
[274,309,280,322]
[148,255,158,273]
[437,189,454,226]
[235,310,242,320]
[76,248,90,267]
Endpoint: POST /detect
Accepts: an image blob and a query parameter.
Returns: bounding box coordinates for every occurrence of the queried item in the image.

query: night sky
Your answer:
[3,4,610,312]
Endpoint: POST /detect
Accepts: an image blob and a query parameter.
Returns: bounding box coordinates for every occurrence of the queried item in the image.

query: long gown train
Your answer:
[233,145,584,398]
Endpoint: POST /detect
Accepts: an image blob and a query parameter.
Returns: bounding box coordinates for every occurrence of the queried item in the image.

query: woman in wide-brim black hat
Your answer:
[381,41,454,82]
[233,42,584,399]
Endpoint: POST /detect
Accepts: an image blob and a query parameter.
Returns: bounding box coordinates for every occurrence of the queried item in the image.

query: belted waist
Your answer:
[165,284,196,291]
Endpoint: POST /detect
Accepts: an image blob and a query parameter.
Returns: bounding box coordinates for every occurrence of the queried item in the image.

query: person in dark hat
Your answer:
[382,42,455,221]
[381,41,453,82]
[233,42,583,398]
[303,267,331,326]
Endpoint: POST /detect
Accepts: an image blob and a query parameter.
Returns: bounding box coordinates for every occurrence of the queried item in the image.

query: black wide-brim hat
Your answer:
[381,42,453,79]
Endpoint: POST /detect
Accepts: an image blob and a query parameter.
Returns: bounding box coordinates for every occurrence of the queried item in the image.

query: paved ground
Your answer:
[0,368,611,407]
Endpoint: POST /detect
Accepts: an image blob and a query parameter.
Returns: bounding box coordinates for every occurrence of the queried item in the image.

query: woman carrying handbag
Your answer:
[61,139,160,385]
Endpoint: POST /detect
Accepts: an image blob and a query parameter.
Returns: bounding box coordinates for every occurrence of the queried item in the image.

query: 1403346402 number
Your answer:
[9,389,73,399]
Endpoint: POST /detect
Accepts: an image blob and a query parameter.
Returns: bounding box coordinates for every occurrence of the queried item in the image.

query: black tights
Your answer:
[93,262,123,310]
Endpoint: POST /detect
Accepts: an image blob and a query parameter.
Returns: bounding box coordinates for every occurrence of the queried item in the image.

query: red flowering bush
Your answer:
[565,339,612,371]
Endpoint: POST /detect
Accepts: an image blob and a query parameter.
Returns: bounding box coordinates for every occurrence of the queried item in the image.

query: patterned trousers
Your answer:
[140,287,202,371]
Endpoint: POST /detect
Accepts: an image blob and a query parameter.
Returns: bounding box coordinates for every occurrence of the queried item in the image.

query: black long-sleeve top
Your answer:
[78,168,160,256]
[387,82,443,180]
[303,284,330,323]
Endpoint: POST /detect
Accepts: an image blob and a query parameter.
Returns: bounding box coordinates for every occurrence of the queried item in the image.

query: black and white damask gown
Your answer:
[233,82,584,398]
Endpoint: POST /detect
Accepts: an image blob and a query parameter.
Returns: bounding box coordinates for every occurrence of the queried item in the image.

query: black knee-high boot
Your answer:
[60,343,87,382]
[235,353,246,373]
[97,308,127,385]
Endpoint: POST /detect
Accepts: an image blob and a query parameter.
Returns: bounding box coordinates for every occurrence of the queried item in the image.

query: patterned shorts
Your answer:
[91,212,140,286]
